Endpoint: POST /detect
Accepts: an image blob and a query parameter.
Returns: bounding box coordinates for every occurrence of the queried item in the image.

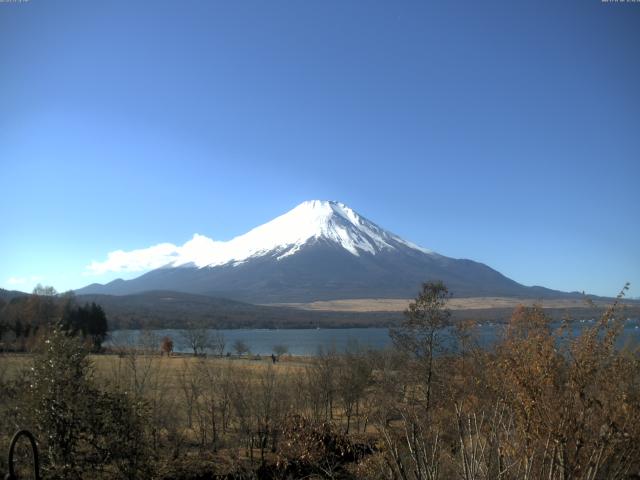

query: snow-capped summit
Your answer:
[77,200,565,302]
[168,200,433,269]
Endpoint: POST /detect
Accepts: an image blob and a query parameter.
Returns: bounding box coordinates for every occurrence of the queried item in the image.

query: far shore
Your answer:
[268,296,638,313]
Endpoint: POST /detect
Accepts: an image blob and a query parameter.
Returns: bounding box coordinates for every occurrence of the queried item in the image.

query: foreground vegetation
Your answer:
[0,283,639,479]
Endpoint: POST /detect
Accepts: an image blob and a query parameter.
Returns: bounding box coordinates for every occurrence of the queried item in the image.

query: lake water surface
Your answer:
[108,319,640,356]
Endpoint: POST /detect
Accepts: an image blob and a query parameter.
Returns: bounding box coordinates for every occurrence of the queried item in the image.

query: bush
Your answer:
[26,328,152,479]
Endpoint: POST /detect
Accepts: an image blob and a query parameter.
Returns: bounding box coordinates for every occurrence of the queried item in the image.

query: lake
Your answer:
[107,319,640,356]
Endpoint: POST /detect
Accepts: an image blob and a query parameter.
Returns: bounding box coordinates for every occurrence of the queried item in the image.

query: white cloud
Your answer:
[4,275,45,289]
[86,242,181,275]
[85,234,231,275]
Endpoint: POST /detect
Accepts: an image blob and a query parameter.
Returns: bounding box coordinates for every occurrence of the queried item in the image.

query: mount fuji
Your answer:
[77,200,568,303]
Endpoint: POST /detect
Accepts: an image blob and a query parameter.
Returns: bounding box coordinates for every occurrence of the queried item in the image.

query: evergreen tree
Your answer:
[61,302,109,352]
[87,302,108,351]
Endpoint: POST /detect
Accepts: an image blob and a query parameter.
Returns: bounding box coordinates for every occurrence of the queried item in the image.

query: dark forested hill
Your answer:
[75,290,402,329]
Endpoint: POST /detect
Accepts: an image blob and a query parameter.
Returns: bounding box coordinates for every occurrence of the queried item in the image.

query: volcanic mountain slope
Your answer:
[77,200,572,303]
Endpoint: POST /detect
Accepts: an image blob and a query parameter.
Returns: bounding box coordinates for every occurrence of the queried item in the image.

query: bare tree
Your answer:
[230,365,293,465]
[191,359,234,450]
[210,329,226,357]
[28,284,59,324]
[138,329,161,355]
[233,339,250,357]
[272,344,288,359]
[177,360,200,429]
[181,328,211,356]
[308,345,338,422]
[390,280,450,412]
[109,330,160,398]
[336,347,373,433]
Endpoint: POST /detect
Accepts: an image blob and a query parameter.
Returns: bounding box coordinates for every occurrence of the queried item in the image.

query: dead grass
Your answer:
[270,296,621,312]
[0,352,311,388]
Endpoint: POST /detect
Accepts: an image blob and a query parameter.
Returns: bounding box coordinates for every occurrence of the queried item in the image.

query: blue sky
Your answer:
[0,0,638,298]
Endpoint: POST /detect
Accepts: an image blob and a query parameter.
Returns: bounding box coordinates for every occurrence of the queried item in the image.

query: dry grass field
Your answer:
[0,352,311,387]
[271,296,618,312]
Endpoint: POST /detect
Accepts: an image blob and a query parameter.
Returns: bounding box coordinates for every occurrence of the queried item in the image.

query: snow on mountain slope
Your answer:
[77,200,575,302]
[169,200,434,268]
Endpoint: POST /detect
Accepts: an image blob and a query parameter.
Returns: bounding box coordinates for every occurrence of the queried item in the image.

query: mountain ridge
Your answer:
[77,200,580,302]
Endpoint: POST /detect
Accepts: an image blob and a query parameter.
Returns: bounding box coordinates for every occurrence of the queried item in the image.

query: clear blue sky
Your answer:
[1,0,638,298]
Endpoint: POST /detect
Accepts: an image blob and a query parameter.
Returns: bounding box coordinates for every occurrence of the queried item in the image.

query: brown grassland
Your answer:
[271,297,635,312]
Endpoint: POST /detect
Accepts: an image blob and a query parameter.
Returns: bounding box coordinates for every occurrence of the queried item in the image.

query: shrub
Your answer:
[27,328,153,479]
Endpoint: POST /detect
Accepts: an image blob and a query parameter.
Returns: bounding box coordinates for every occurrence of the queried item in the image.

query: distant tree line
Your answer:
[0,284,109,352]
